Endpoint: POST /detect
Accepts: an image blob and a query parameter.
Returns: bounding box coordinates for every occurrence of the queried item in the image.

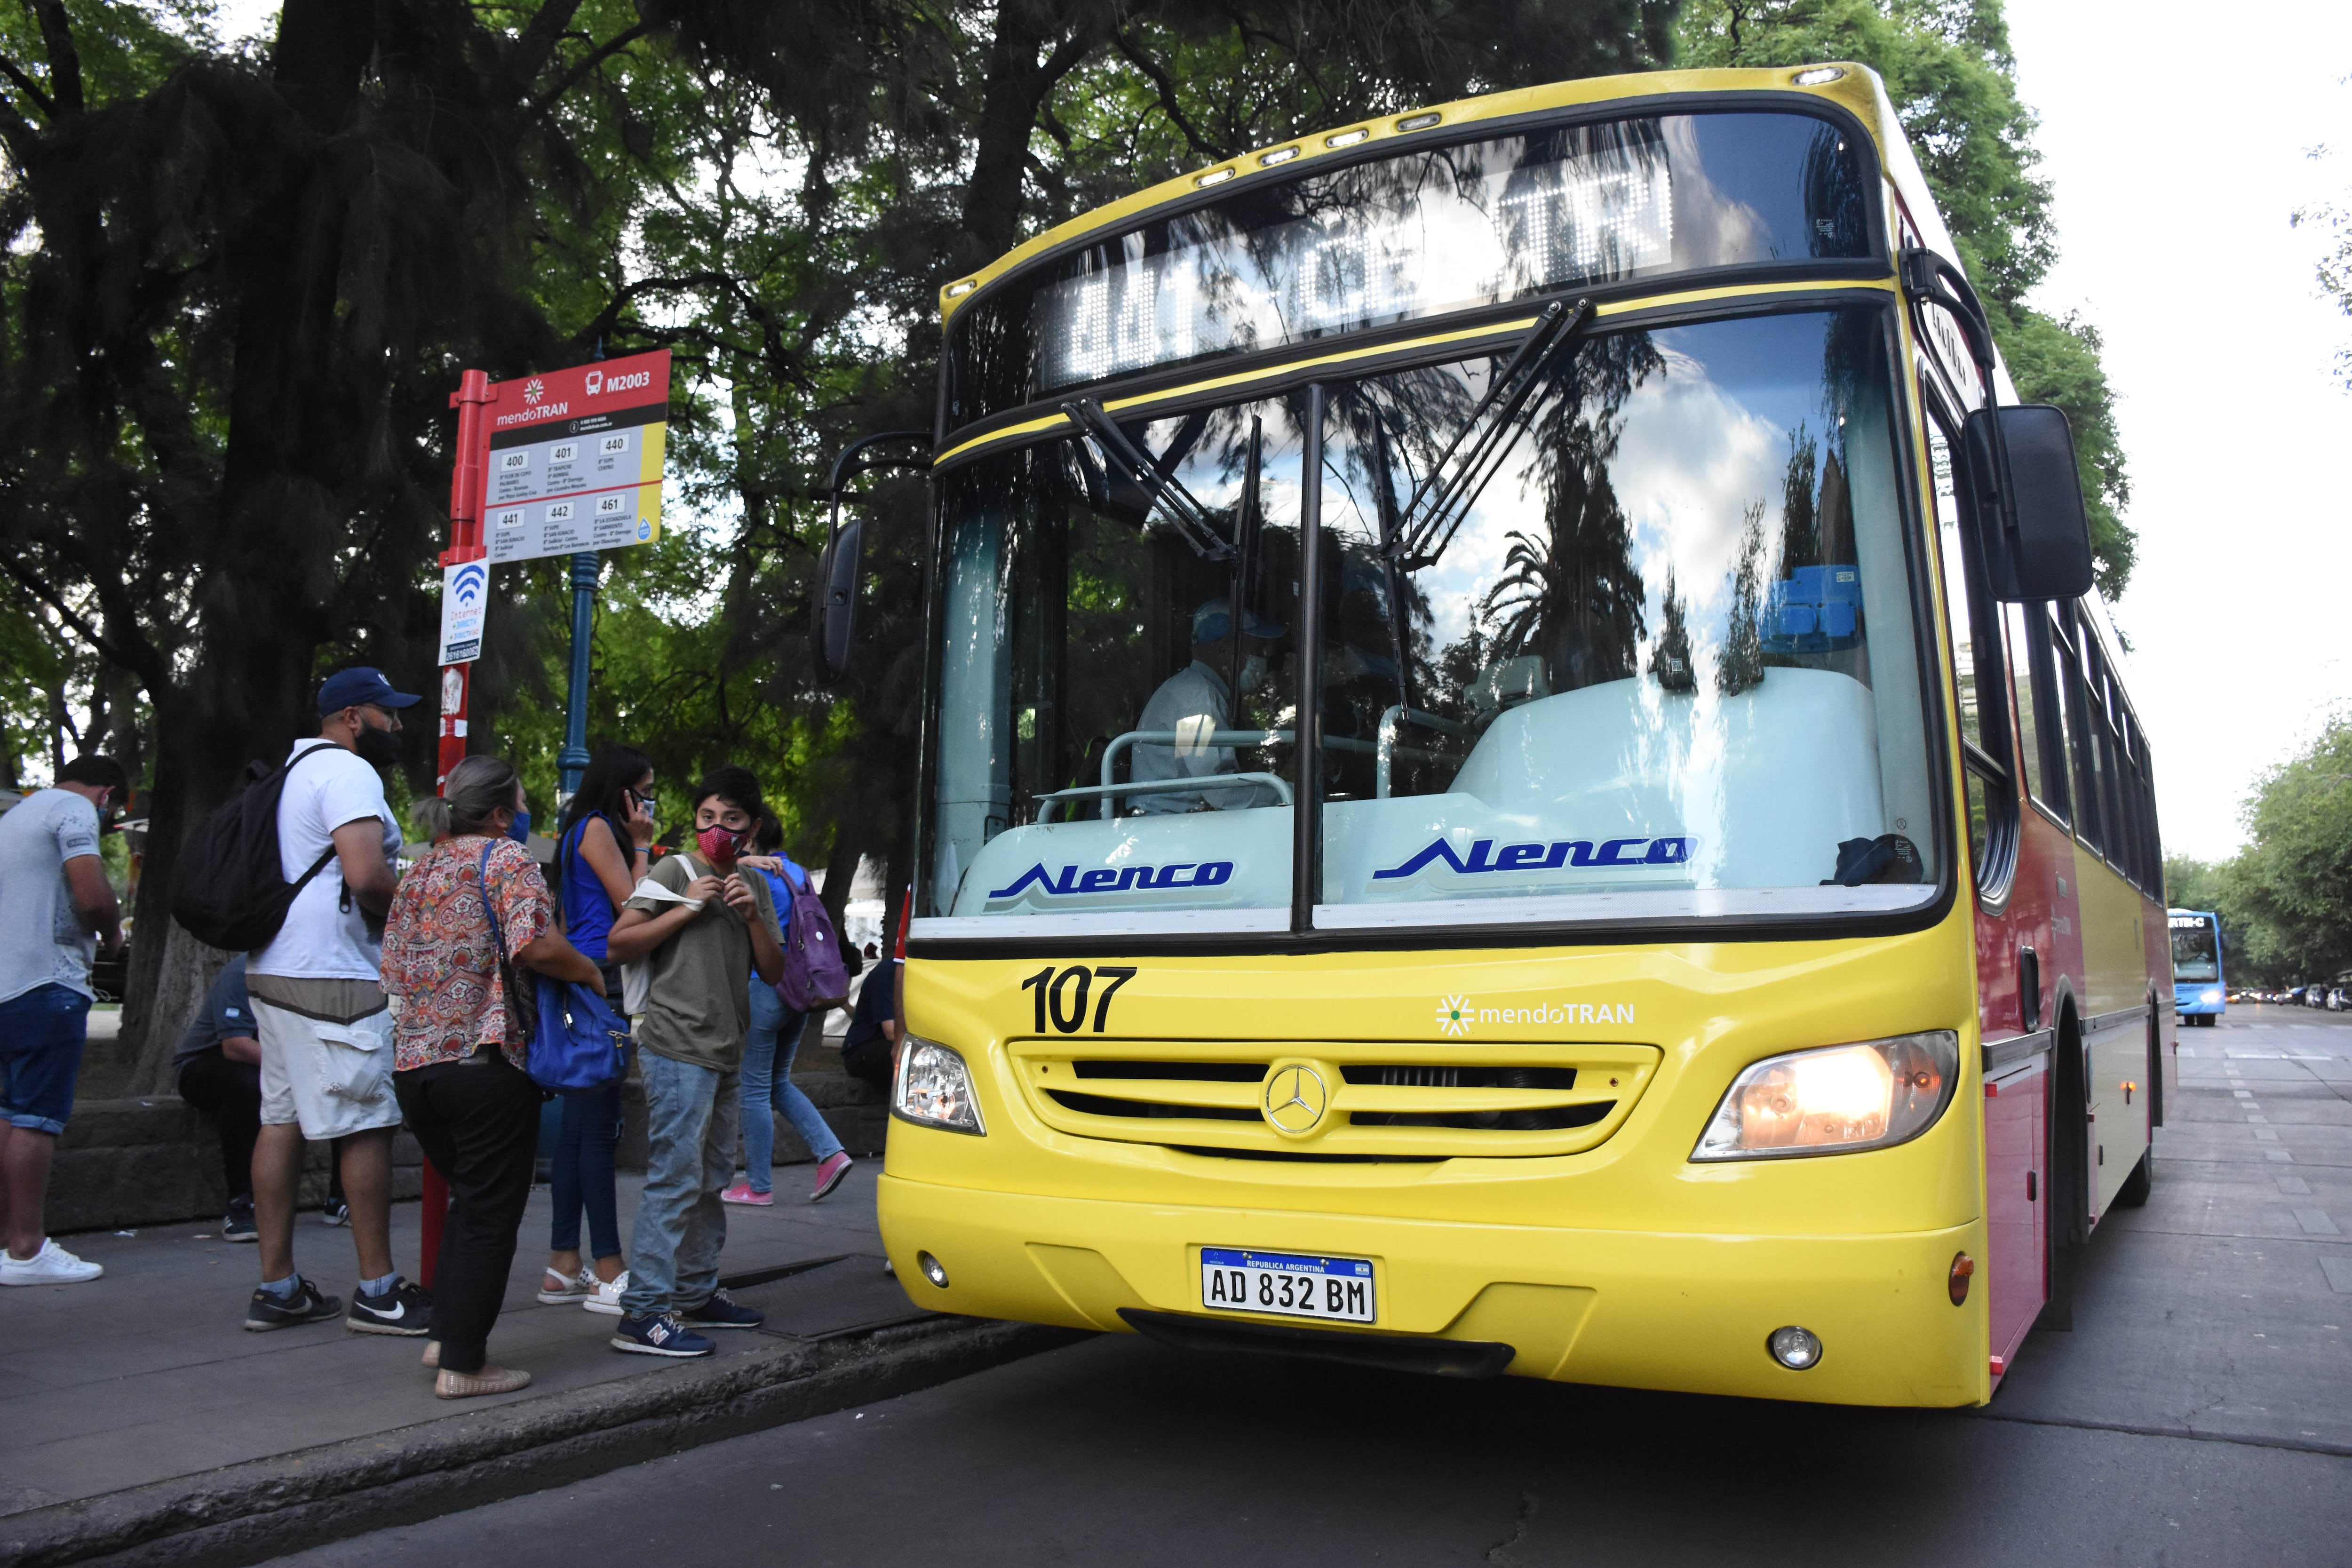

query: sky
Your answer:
[2006,1,2352,860]
[196,0,2350,863]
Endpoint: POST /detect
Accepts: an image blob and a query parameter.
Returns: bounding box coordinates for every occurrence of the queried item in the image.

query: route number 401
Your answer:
[1021,965,1137,1035]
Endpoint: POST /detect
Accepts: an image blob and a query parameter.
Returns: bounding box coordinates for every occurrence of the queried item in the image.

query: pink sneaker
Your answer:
[809,1151,854,1202]
[719,1181,773,1207]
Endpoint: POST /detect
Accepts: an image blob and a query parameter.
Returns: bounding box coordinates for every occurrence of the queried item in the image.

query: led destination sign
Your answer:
[948,110,1875,427]
[1036,135,1672,389]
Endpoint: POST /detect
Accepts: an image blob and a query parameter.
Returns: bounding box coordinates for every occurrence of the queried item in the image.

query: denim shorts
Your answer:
[0,984,93,1134]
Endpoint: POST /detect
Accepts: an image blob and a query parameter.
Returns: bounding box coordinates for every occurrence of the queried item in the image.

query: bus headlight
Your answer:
[893,1037,987,1135]
[2200,989,2222,1005]
[1692,1031,1957,1161]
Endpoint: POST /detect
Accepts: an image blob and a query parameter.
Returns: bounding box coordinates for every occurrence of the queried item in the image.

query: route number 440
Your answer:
[1021,965,1137,1034]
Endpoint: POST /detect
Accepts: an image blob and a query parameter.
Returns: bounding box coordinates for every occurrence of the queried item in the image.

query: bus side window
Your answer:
[2059,605,2105,852]
[1923,395,2014,891]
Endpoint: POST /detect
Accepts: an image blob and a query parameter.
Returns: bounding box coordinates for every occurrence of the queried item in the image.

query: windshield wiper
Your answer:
[1387,296,1596,571]
[1062,397,1236,562]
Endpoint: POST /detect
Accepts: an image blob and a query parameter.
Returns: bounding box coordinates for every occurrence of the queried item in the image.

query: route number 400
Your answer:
[1021,965,1137,1035]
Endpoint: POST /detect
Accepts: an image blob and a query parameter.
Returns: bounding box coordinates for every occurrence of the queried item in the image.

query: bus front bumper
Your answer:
[878,1173,1986,1408]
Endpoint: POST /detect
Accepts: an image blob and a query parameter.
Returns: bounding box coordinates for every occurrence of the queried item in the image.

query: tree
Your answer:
[1676,0,2137,599]
[0,0,681,1082]
[2292,134,2352,391]
[2213,719,2352,983]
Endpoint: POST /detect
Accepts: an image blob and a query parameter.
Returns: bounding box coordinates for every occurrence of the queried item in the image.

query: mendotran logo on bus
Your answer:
[1374,836,1695,880]
[987,861,1235,900]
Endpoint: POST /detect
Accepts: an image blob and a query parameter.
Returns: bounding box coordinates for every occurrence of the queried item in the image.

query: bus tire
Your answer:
[2114,1148,2152,1208]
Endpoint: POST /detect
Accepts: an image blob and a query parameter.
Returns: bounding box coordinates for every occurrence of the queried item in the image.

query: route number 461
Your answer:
[1021,965,1137,1035]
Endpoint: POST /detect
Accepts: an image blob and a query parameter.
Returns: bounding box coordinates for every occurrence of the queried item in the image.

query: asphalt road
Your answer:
[275,1007,2352,1567]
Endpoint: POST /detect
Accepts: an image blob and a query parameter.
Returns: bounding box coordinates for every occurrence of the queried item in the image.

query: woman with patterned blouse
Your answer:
[380,756,602,1399]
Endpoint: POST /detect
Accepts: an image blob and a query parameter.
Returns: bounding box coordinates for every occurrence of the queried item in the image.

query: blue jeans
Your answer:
[621,1051,739,1317]
[0,985,91,1134]
[549,1079,623,1259]
[740,981,842,1193]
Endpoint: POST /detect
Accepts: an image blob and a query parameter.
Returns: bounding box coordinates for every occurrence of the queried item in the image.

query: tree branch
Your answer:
[0,50,55,119]
[27,0,79,116]
[507,0,586,92]
[524,21,652,119]
[0,555,164,687]
[1111,28,1231,162]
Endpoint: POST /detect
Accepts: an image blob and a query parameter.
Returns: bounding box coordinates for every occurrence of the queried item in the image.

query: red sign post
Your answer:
[421,350,672,1284]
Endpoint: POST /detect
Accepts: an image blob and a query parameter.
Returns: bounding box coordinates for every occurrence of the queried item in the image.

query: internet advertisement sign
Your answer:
[481,349,671,565]
[437,557,488,665]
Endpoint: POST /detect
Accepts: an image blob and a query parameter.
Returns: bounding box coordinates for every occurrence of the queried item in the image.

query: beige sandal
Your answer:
[435,1364,531,1399]
[421,1339,440,1369]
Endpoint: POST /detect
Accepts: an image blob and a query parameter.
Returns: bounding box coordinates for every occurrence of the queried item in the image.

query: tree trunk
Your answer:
[117,0,377,1068]
[128,924,237,1096]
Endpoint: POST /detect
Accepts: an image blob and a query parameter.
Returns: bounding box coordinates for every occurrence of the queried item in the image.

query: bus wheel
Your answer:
[2114,1148,2152,1208]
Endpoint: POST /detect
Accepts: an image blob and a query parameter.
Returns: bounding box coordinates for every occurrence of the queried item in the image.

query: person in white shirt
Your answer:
[0,756,125,1287]
[1129,598,1287,814]
[240,667,430,1337]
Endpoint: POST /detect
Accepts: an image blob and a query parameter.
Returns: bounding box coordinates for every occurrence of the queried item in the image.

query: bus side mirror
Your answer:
[816,515,864,681]
[1964,404,2094,602]
[812,429,930,684]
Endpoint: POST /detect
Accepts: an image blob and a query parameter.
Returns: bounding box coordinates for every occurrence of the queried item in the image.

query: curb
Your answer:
[4,1316,1087,1568]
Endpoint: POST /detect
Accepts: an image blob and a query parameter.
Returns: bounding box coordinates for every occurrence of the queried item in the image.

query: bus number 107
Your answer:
[1020,965,1137,1035]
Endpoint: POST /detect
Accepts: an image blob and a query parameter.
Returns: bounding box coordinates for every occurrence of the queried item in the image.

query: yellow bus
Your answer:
[846,63,2177,1407]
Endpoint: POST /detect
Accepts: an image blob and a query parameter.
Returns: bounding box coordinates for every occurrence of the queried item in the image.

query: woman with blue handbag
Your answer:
[541,746,657,1314]
[381,756,603,1398]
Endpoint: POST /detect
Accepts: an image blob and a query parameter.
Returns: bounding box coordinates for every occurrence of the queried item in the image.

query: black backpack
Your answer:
[170,743,344,952]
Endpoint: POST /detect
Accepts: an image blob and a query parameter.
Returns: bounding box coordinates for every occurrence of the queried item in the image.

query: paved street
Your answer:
[271,1007,2352,1567]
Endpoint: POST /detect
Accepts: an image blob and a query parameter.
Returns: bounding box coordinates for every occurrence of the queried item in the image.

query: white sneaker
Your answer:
[583,1270,630,1316]
[0,1238,103,1285]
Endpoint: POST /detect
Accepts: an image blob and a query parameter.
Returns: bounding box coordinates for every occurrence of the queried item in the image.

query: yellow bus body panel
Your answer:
[881,916,1993,1407]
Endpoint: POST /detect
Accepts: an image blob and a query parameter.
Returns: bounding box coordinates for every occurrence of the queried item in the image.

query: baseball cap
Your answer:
[1192,599,1286,644]
[317,667,423,715]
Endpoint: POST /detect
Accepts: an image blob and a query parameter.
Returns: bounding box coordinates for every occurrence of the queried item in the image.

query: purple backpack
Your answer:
[775,865,851,1011]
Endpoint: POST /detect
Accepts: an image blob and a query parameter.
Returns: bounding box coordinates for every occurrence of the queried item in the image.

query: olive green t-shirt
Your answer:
[626,852,780,1073]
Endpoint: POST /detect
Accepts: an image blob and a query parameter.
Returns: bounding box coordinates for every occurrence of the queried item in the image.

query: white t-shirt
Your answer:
[248,741,400,981]
[0,788,103,1004]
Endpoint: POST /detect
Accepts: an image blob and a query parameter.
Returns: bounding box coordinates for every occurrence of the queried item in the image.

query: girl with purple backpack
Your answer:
[723,813,852,1205]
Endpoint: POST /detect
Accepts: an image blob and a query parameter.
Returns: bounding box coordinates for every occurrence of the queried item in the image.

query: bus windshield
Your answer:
[925,304,1939,934]
[2170,919,2220,982]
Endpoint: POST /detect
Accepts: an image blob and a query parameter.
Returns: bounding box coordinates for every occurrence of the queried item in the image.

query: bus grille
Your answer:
[1013,1041,1661,1160]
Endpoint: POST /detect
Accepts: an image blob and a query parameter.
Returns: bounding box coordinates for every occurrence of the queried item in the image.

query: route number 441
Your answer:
[1021,965,1137,1035]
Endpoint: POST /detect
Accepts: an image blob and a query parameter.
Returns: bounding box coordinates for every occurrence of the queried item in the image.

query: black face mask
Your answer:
[353,722,402,770]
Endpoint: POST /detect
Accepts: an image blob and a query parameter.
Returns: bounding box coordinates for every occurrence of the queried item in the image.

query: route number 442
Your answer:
[1021,965,1137,1035]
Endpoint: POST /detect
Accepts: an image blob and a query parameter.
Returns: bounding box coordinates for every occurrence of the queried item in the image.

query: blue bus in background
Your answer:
[2169,909,2225,1026]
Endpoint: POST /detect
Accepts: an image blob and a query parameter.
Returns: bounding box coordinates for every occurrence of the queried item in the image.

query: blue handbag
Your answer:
[477,842,631,1094]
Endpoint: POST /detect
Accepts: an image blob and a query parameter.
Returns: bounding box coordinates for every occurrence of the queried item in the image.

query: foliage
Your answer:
[2206,719,2352,983]
[2292,130,2352,391]
[1676,0,2135,598]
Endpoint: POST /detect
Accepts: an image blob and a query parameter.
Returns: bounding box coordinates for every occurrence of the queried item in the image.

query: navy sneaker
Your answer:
[245,1276,341,1331]
[680,1289,764,1330]
[348,1277,433,1336]
[611,1310,715,1358]
[320,1201,350,1227]
[222,1197,259,1243]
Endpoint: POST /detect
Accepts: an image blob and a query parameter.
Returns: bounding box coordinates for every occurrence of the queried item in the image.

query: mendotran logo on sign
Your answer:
[988,861,1236,899]
[1374,836,1695,880]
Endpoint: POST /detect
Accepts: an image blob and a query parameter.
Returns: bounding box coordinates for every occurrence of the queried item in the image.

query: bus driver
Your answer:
[1129,599,1285,814]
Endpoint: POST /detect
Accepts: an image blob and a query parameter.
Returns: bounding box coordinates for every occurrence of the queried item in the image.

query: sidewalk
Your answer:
[0,1163,1073,1566]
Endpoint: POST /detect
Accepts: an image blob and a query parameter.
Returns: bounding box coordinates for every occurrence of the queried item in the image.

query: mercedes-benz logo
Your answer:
[1262,1063,1329,1136]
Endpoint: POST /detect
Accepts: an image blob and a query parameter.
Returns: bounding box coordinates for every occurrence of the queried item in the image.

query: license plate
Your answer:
[1200,1248,1375,1324]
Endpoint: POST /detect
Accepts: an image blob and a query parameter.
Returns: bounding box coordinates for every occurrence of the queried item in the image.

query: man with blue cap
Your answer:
[1130,599,1286,813]
[241,666,433,1336]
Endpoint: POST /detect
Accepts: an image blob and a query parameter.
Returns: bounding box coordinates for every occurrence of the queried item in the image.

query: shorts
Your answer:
[253,999,401,1139]
[0,984,91,1134]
